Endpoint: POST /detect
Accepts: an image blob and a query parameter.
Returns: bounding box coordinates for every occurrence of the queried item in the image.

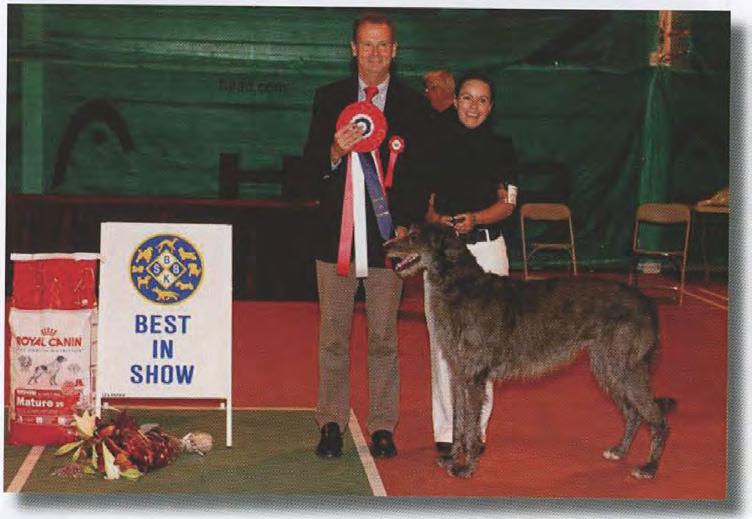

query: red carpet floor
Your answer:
[234,276,727,498]
[4,275,727,497]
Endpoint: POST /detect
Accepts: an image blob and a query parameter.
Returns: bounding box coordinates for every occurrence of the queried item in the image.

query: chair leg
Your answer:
[629,219,639,286]
[570,246,578,276]
[679,222,691,305]
[521,218,529,281]
[569,219,577,276]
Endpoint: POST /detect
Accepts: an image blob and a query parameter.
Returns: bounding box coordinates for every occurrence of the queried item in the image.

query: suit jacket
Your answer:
[303,75,428,265]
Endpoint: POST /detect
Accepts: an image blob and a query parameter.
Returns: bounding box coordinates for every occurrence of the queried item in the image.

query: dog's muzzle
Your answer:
[392,253,420,273]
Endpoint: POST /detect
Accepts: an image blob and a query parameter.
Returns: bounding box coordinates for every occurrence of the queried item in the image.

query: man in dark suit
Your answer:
[303,12,427,459]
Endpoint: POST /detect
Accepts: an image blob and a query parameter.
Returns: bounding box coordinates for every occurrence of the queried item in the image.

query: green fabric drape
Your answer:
[7,6,729,266]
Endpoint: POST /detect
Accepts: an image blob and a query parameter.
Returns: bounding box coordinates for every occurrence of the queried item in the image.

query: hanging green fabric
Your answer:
[6,6,729,267]
[636,67,677,252]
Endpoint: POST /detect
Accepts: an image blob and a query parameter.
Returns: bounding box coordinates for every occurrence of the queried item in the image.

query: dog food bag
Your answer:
[8,253,98,446]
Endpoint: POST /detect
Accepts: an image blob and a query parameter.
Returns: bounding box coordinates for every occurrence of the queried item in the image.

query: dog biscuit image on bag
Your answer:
[8,253,98,446]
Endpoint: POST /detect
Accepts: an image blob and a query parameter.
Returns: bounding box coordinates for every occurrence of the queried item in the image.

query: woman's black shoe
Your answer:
[435,441,452,455]
[316,422,343,458]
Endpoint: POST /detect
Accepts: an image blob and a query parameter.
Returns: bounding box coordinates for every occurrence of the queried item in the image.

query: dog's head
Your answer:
[384,223,468,278]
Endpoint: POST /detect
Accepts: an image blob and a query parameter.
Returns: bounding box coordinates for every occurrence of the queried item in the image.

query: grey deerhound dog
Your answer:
[384,224,675,479]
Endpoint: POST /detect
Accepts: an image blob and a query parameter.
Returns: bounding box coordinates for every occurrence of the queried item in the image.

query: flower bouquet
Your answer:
[54,410,182,480]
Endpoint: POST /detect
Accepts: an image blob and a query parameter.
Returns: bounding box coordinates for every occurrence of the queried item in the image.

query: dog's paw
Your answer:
[448,463,475,479]
[630,462,657,479]
[602,448,623,460]
[435,455,454,468]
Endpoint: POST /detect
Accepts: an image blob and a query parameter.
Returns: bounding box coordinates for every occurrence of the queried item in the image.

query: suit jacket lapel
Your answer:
[344,75,359,105]
[377,79,400,181]
[383,78,398,124]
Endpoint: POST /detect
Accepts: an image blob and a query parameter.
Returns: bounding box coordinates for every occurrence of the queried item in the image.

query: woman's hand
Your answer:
[427,193,454,227]
[452,212,476,234]
[437,215,454,226]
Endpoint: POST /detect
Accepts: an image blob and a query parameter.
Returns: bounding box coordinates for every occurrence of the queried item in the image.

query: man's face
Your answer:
[425,81,453,112]
[351,22,396,81]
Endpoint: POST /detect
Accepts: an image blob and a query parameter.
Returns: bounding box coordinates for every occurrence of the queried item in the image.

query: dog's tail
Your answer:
[655,397,677,415]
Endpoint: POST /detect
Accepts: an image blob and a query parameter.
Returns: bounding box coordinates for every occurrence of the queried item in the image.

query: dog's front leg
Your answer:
[449,379,485,478]
[437,369,465,470]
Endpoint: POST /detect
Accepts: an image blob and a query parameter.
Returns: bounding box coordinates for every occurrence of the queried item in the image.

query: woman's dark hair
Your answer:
[455,71,495,103]
[352,12,396,42]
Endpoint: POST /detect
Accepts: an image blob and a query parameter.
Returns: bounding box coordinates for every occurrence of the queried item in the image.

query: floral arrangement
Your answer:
[54,410,183,480]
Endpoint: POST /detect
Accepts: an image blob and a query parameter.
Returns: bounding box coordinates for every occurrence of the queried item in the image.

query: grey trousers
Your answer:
[314,260,402,434]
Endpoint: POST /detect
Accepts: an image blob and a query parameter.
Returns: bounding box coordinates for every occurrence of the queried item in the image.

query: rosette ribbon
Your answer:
[334,89,403,277]
[385,136,405,188]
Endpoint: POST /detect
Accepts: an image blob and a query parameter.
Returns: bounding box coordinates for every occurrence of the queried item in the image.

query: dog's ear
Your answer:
[424,224,464,260]
[443,235,466,262]
[424,223,446,249]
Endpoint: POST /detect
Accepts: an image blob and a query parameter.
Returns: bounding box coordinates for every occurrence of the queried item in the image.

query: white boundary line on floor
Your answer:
[348,408,387,497]
[6,445,45,493]
[5,407,384,494]
[683,288,728,311]
[696,287,729,302]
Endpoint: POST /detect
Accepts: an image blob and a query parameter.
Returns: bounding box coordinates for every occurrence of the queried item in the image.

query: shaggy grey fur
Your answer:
[385,224,675,479]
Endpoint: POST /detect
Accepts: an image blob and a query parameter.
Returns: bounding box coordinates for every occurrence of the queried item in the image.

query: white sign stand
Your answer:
[97,222,233,447]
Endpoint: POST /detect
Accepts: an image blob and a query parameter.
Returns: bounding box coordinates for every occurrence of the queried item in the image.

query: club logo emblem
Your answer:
[130,235,203,304]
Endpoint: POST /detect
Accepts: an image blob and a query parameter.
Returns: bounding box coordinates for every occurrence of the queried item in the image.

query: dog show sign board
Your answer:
[97,222,233,446]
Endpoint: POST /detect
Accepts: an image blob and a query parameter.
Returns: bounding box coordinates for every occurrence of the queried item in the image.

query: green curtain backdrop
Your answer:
[6,6,730,265]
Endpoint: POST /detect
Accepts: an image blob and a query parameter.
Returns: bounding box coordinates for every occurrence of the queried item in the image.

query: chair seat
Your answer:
[632,249,685,257]
[530,242,573,250]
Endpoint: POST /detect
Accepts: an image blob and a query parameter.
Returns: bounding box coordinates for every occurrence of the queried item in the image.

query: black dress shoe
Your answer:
[370,430,397,458]
[316,422,343,458]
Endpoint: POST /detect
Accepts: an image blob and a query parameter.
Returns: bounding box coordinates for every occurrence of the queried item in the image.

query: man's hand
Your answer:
[330,123,364,164]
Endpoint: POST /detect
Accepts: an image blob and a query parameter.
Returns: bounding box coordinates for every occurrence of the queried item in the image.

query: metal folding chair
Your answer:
[628,203,691,305]
[520,203,577,280]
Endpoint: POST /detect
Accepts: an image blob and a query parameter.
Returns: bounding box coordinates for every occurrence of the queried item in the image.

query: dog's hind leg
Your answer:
[603,397,641,461]
[589,346,643,461]
[621,369,670,479]
[630,406,669,479]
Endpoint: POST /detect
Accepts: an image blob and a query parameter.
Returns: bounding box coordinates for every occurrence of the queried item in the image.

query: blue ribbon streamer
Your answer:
[358,151,394,240]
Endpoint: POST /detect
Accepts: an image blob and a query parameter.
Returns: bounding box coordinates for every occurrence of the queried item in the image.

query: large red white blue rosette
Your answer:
[335,99,402,277]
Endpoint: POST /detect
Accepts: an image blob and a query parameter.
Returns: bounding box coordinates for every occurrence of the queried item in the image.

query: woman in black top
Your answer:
[424,72,519,455]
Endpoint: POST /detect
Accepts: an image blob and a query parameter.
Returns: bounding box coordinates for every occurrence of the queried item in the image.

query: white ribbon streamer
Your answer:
[351,153,369,278]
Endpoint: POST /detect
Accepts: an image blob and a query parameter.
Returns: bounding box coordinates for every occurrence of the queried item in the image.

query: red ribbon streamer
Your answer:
[336,157,354,276]
[385,136,405,188]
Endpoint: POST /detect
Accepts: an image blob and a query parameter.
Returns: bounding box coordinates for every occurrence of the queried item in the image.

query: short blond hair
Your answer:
[423,70,455,94]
